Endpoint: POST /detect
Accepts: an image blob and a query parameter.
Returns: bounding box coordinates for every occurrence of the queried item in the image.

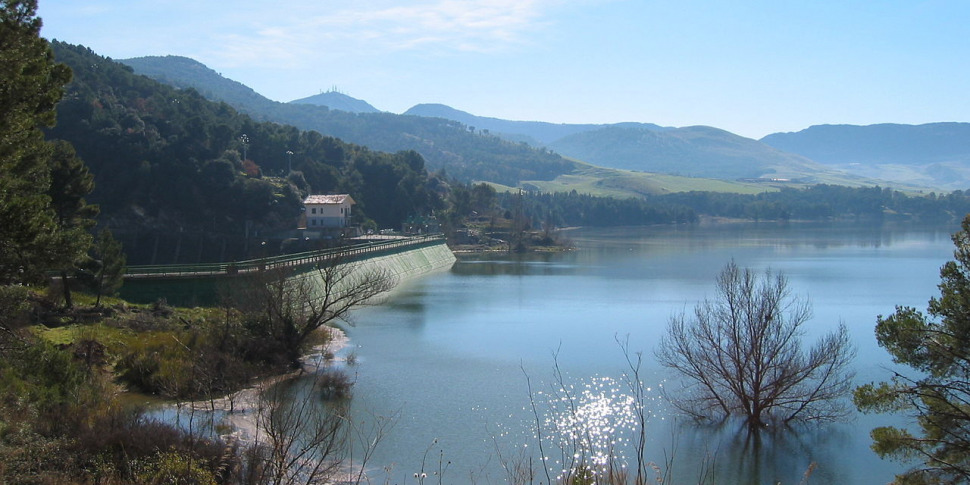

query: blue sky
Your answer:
[37,0,970,139]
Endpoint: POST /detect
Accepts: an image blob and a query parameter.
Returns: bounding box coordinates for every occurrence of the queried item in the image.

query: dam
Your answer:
[119,235,456,306]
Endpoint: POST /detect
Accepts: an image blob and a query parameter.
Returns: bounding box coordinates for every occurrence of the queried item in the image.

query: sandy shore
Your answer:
[181,326,351,444]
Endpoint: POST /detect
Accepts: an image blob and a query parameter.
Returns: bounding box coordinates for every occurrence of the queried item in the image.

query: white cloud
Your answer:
[205,0,562,68]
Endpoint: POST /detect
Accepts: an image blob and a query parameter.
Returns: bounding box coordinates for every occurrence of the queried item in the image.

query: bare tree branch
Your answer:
[657,261,856,429]
[233,255,396,367]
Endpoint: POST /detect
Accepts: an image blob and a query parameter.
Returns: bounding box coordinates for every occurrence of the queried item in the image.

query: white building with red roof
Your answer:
[304,194,355,228]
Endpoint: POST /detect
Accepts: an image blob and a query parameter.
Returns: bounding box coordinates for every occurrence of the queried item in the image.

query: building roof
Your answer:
[303,194,355,205]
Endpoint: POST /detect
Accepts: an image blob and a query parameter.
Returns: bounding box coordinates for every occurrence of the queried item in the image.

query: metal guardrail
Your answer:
[124,235,446,279]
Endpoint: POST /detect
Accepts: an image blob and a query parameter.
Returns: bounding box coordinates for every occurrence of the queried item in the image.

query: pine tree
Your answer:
[47,140,97,307]
[0,0,75,284]
[77,229,125,307]
[855,215,970,483]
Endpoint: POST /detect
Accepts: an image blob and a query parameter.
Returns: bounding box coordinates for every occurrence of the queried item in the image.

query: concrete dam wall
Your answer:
[354,240,457,281]
[119,238,456,306]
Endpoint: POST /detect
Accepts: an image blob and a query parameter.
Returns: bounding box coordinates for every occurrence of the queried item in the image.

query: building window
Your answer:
[311,208,317,214]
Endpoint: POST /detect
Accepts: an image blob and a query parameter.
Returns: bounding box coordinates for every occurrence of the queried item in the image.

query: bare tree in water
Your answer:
[657,261,855,429]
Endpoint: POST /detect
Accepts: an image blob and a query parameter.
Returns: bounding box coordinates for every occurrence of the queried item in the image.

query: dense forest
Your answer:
[655,184,970,223]
[274,106,578,185]
[485,184,970,236]
[46,42,444,262]
[507,190,699,228]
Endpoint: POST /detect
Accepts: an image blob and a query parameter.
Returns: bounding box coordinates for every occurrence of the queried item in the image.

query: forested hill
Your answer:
[118,55,278,114]
[120,55,577,186]
[46,42,442,252]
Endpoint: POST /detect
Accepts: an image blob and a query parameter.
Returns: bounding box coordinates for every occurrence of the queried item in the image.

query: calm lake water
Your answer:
[341,222,958,484]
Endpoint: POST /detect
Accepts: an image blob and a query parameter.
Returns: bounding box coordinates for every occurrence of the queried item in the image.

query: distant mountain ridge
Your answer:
[762,123,970,165]
[403,105,849,181]
[404,103,668,145]
[761,123,970,189]
[548,125,828,180]
[120,55,935,188]
[289,91,380,114]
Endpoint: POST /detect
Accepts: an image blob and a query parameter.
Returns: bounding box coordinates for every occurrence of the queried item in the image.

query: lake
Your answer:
[340,222,958,484]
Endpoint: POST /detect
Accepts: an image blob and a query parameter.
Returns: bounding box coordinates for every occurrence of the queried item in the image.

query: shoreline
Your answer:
[180,326,351,444]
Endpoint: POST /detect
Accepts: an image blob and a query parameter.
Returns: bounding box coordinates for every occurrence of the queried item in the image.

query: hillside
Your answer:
[762,123,970,165]
[403,103,667,145]
[547,124,852,181]
[121,55,912,191]
[120,56,578,186]
[38,43,970,267]
[289,90,380,113]
[120,55,278,113]
[761,123,970,189]
[51,43,441,263]
[403,105,883,186]
[517,161,776,198]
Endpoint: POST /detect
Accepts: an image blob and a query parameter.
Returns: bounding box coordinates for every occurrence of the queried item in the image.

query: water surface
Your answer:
[345,222,957,483]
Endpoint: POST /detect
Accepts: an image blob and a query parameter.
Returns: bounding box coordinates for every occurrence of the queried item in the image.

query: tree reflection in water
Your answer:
[671,418,855,484]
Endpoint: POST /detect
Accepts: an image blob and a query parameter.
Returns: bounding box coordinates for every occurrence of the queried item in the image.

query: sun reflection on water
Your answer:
[526,374,662,482]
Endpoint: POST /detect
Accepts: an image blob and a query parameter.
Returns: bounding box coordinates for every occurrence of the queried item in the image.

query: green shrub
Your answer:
[76,407,232,483]
[133,450,219,485]
[0,286,31,347]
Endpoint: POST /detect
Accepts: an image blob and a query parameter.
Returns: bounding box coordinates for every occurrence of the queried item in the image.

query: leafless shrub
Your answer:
[318,368,354,400]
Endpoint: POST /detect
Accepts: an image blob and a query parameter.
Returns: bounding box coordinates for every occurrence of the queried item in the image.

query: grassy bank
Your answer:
[0,267,356,484]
